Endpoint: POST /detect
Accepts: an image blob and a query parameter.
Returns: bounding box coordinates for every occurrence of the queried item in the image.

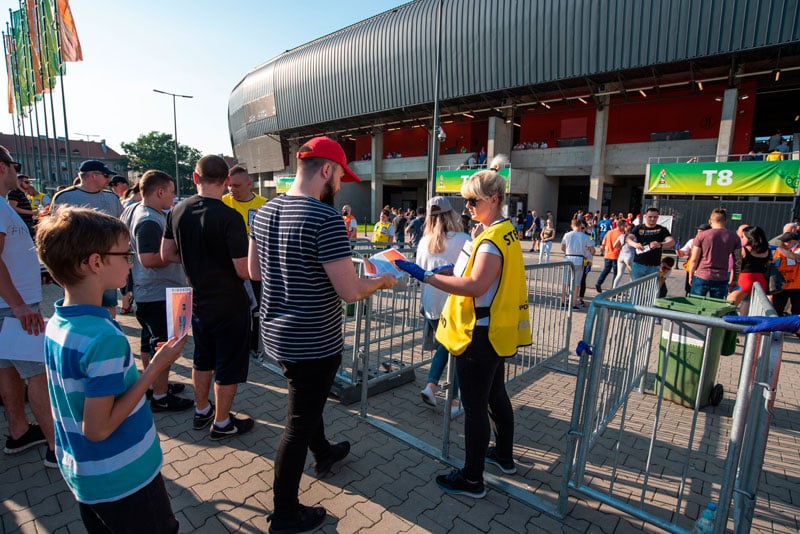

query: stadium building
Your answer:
[228,0,800,239]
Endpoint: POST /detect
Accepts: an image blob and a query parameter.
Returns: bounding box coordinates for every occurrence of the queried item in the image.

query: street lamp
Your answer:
[153,89,193,198]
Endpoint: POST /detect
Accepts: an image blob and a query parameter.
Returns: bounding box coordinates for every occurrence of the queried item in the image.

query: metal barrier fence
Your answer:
[354,260,575,514]
[561,280,782,533]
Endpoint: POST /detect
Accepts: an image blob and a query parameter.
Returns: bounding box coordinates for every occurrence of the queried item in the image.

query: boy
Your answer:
[36,207,186,533]
[659,256,675,298]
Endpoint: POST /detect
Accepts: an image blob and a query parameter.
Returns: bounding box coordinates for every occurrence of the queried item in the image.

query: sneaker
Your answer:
[150,393,194,413]
[44,448,58,469]
[313,441,350,477]
[267,504,326,534]
[193,402,215,430]
[420,385,437,407]
[209,414,254,440]
[147,383,186,401]
[4,423,46,454]
[450,402,464,418]
[435,469,486,498]
[485,446,517,475]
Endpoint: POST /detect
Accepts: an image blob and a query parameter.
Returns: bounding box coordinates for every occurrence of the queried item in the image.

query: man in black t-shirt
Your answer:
[7,174,35,235]
[393,207,407,246]
[626,206,675,280]
[162,155,254,440]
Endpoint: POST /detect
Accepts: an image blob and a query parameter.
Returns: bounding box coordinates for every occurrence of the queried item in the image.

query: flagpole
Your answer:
[51,0,71,178]
[36,0,61,187]
[31,0,57,189]
[7,16,32,175]
[18,0,46,181]
[2,31,21,160]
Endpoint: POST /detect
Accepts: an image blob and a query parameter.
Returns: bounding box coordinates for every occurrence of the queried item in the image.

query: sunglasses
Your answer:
[103,251,135,265]
[465,197,481,207]
[2,159,22,172]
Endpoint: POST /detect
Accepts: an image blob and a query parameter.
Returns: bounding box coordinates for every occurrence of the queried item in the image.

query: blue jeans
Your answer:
[690,277,728,299]
[631,262,659,280]
[596,259,617,287]
[455,327,514,481]
[426,320,459,399]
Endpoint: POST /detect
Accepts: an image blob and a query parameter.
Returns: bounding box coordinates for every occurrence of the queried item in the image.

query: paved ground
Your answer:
[2,248,798,533]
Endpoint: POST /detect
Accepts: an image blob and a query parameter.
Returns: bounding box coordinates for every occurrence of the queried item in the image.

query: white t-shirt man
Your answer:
[0,197,41,307]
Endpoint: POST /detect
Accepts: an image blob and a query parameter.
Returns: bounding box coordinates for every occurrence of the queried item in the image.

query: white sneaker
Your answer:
[450,401,463,418]
[420,386,437,407]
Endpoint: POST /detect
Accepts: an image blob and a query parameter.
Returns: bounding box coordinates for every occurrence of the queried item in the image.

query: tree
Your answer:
[121,131,203,195]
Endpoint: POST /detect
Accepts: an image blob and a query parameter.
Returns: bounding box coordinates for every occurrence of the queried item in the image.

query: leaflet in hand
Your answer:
[166,287,192,340]
[635,243,653,255]
[363,248,407,278]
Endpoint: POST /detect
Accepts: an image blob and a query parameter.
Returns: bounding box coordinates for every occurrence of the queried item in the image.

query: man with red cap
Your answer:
[248,137,397,533]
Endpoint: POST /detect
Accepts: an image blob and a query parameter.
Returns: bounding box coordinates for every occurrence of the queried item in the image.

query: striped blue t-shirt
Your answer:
[44,300,162,504]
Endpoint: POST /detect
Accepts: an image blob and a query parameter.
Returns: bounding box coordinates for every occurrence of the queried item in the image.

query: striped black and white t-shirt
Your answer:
[251,195,352,362]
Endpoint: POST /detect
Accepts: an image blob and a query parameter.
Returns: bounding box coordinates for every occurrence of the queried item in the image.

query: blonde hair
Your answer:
[425,209,463,254]
[460,154,508,203]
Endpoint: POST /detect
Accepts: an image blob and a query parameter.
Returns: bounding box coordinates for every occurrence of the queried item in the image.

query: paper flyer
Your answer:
[166,287,193,340]
[0,317,45,363]
[363,248,408,278]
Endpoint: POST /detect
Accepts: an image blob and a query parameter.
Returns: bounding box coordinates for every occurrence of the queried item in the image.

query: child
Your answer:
[36,207,186,533]
[659,256,675,298]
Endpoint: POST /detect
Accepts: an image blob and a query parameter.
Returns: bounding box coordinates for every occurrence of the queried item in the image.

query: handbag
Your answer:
[766,262,785,295]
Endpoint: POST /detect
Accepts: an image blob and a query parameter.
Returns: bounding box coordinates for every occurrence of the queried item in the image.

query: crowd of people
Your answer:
[3,136,798,533]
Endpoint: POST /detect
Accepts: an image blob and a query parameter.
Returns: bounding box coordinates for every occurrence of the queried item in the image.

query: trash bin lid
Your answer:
[654,295,737,317]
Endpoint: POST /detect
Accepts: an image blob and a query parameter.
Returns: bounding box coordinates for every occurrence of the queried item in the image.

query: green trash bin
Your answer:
[654,295,737,409]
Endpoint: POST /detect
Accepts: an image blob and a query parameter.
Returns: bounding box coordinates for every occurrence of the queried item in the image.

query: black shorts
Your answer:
[135,301,168,355]
[191,310,250,385]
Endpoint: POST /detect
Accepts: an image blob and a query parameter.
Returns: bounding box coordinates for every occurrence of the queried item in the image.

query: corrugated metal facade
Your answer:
[228,0,800,140]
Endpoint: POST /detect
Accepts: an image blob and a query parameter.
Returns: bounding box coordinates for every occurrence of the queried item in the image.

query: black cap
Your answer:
[79,160,115,175]
[697,223,712,231]
[778,231,798,242]
[109,175,128,186]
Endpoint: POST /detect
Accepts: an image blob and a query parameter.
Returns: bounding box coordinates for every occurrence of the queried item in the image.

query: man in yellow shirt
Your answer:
[223,165,267,358]
[222,165,267,235]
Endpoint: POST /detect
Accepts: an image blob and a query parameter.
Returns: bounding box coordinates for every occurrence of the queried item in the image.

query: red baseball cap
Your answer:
[296,136,361,182]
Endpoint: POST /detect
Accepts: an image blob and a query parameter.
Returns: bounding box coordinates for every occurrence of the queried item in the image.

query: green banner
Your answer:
[274,175,294,193]
[647,161,800,195]
[434,167,510,194]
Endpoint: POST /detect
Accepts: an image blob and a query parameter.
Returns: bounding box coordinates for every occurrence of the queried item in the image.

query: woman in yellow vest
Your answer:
[396,156,531,498]
[372,209,394,249]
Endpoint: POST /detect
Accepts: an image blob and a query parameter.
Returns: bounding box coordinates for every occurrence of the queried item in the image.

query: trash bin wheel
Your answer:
[709,384,724,406]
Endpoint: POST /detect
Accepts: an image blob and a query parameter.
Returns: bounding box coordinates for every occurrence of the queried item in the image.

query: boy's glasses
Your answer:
[103,251,135,265]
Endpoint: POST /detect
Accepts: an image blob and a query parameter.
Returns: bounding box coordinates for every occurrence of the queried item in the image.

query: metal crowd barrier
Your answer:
[561,280,783,533]
[354,260,575,512]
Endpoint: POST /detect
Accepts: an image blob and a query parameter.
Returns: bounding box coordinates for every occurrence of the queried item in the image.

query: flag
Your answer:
[10,9,33,114]
[4,33,14,114]
[39,0,61,87]
[25,0,44,95]
[56,0,82,62]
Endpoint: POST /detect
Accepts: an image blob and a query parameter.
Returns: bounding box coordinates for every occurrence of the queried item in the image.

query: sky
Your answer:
[0,0,407,157]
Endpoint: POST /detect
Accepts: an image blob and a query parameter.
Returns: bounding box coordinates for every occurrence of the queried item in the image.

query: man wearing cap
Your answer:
[0,145,57,468]
[688,208,741,299]
[222,165,267,358]
[248,136,397,533]
[771,231,800,315]
[161,155,254,440]
[51,160,123,315]
[109,176,129,204]
[6,174,36,235]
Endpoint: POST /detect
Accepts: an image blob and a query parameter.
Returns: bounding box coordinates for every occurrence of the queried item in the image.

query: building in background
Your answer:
[0,132,126,191]
[228,0,800,237]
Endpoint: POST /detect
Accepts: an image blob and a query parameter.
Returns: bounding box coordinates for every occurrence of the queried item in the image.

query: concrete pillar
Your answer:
[288,138,300,174]
[588,95,610,214]
[487,116,512,161]
[715,87,738,161]
[370,127,384,222]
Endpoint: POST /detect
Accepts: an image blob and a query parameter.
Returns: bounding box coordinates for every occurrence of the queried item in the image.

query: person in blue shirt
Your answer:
[36,207,186,533]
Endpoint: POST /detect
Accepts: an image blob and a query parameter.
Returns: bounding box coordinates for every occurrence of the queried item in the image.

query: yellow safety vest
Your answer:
[436,219,532,357]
